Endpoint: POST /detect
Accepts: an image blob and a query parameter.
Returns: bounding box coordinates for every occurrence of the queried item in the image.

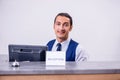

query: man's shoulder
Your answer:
[48,39,56,43]
[47,39,56,45]
[70,39,79,45]
[47,39,56,51]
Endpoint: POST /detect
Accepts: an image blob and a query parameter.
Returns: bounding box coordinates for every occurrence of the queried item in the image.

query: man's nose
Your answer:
[60,25,64,30]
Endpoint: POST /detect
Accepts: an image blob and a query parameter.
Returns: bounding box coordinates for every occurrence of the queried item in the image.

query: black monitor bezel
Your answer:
[8,44,47,62]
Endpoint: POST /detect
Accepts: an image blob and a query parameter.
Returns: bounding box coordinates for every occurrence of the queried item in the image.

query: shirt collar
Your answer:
[55,38,71,47]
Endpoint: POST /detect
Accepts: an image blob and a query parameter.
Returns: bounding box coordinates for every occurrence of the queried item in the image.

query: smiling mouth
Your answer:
[57,30,65,34]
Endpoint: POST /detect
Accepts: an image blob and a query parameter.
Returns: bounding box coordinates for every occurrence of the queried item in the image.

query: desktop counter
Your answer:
[0,54,120,80]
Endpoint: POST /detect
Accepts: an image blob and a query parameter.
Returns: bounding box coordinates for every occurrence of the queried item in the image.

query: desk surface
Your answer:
[0,54,120,75]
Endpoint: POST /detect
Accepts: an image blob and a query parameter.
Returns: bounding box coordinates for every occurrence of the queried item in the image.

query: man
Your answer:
[47,13,88,61]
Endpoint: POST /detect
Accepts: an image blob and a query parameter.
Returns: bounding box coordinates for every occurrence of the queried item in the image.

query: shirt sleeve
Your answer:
[75,44,89,62]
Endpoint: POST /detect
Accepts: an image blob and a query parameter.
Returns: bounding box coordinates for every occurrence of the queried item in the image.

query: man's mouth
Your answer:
[58,30,65,34]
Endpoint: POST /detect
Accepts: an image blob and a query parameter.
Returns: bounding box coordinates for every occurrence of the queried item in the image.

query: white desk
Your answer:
[0,54,120,80]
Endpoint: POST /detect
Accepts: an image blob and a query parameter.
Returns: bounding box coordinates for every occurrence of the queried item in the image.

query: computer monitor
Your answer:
[9,44,47,62]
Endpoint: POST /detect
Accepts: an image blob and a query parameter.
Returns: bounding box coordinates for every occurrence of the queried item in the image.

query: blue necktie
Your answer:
[56,43,62,51]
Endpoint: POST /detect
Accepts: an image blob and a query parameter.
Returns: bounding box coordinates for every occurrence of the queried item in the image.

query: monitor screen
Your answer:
[9,44,47,62]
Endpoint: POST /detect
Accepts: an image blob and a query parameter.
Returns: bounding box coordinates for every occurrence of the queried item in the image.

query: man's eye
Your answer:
[64,23,69,27]
[56,23,61,25]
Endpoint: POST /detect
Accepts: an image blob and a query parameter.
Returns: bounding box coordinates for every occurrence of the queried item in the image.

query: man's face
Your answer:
[54,16,72,41]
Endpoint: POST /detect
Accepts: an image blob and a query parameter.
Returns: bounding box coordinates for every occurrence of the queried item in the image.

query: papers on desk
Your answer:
[46,51,66,66]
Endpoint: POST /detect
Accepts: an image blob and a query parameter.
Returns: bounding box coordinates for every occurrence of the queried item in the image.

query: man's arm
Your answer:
[75,44,89,62]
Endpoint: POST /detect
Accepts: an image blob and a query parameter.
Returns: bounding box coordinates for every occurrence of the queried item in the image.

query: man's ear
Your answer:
[70,26,72,31]
[53,24,55,29]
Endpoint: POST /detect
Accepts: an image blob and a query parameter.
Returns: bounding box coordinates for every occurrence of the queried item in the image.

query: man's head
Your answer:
[54,13,73,42]
[54,13,73,26]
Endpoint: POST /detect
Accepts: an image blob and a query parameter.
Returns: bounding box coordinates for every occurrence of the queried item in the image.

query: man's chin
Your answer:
[57,35,64,39]
[57,36,67,40]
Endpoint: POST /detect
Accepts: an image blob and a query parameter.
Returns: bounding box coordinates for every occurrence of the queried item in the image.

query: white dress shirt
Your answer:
[52,38,88,62]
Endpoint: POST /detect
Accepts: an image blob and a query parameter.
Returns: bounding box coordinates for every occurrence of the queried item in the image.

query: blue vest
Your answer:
[47,39,78,61]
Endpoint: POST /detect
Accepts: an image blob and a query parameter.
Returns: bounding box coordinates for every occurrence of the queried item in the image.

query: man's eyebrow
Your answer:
[55,21,61,23]
[55,21,69,24]
[64,22,69,23]
[63,22,69,24]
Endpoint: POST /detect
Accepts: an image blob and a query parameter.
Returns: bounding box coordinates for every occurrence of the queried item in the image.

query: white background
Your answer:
[0,0,120,61]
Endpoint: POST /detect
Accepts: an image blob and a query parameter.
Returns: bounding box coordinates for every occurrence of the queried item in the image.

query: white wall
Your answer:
[0,0,120,61]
